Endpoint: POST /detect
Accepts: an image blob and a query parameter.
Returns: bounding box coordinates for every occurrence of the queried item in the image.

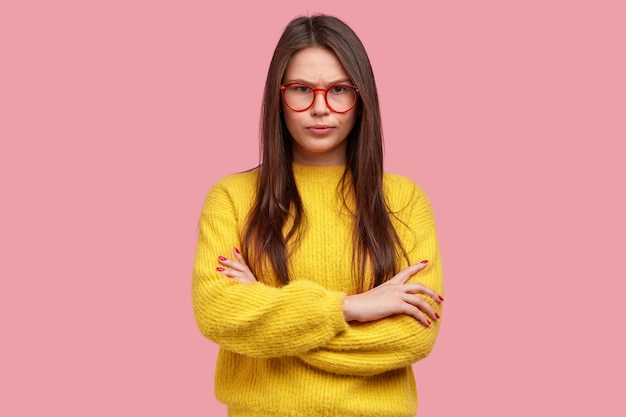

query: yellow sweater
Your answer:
[192,164,443,417]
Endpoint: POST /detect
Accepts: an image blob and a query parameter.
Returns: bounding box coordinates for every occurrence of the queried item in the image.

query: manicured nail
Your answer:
[218,256,227,261]
[438,295,445,301]
[435,312,440,319]
[420,260,429,264]
[426,320,431,326]
[216,267,225,272]
[234,247,240,254]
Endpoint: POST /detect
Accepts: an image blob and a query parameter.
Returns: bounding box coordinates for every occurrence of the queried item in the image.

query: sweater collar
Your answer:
[292,163,348,184]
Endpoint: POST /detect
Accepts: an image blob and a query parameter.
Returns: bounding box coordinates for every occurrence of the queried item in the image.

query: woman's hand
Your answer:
[342,261,443,326]
[216,248,258,283]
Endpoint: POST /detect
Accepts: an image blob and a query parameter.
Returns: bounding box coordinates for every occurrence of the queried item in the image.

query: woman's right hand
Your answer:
[342,261,443,326]
[216,247,258,283]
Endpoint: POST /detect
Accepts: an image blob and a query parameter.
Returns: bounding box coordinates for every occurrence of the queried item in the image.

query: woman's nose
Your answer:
[310,90,330,115]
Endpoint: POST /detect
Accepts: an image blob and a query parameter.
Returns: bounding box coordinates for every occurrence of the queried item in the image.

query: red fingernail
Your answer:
[420,260,428,264]
[234,247,240,254]
[427,320,431,326]
[216,267,225,272]
[438,295,445,301]
[218,256,227,261]
[435,312,440,319]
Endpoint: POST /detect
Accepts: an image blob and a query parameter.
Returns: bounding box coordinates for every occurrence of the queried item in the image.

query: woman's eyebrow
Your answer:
[283,78,353,86]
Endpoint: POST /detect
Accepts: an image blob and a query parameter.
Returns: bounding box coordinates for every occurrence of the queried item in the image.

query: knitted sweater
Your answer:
[192,164,443,417]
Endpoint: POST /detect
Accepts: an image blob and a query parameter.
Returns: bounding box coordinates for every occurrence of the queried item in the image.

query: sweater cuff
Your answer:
[326,291,350,335]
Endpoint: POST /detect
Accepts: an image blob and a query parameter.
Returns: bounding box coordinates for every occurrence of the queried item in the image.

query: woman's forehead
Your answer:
[283,47,349,86]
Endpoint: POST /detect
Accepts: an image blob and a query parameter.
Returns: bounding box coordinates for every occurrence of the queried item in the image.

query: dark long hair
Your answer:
[243,14,408,290]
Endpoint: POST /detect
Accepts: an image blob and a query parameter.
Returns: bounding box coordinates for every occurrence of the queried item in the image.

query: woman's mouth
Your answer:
[307,125,334,135]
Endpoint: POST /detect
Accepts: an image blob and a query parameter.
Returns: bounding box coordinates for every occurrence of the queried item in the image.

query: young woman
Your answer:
[192,14,444,417]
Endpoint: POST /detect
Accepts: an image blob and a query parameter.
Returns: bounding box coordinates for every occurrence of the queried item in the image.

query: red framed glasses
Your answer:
[280,82,359,114]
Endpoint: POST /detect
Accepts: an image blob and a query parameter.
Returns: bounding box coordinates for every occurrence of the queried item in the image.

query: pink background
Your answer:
[1,0,624,415]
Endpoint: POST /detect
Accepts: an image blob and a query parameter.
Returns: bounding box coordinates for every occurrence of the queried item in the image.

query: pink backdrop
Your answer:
[2,0,624,415]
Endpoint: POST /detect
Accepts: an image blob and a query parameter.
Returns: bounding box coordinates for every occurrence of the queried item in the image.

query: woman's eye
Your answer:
[290,84,310,93]
[331,86,347,94]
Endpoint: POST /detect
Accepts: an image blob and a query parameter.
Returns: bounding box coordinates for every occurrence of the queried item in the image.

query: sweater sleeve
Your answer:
[192,178,349,358]
[297,180,444,376]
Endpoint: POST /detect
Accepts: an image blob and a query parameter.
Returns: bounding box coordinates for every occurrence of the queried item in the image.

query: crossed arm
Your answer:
[192,177,443,376]
[217,244,443,376]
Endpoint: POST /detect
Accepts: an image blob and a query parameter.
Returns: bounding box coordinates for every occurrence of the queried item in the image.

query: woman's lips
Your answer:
[307,125,334,135]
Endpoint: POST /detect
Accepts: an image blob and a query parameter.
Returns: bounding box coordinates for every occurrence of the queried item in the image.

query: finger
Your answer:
[217,266,243,281]
[401,293,440,321]
[388,261,429,284]
[388,265,419,284]
[402,283,443,304]
[219,267,255,283]
[233,247,248,265]
[216,266,236,278]
[400,303,432,326]
[221,268,242,279]
[218,256,250,273]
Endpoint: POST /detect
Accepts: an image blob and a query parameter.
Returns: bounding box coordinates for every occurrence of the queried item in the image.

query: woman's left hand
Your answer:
[216,248,258,283]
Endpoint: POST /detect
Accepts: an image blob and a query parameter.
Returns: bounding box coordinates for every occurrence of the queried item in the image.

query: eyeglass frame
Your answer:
[279,82,360,114]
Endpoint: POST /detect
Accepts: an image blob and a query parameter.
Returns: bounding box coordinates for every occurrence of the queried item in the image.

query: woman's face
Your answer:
[282,47,358,166]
